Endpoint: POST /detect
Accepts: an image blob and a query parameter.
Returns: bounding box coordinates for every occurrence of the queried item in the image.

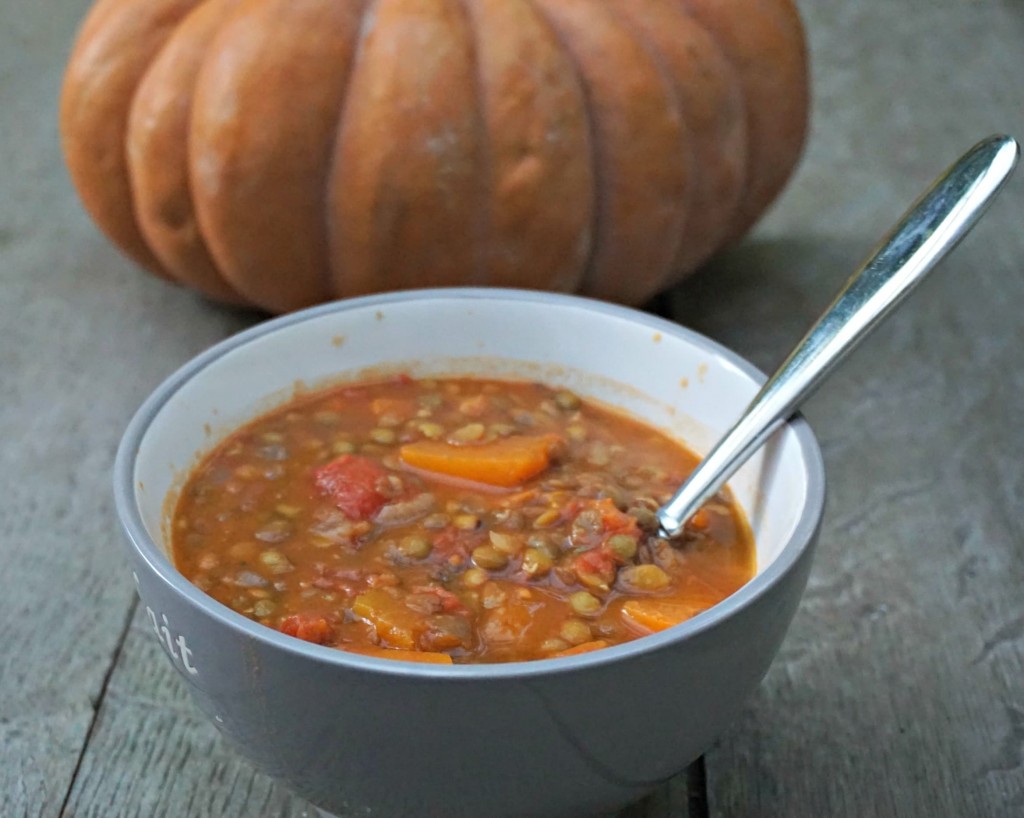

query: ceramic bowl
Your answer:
[114,288,825,817]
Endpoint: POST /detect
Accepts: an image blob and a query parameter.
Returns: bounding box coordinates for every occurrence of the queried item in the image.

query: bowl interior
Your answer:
[131,291,812,597]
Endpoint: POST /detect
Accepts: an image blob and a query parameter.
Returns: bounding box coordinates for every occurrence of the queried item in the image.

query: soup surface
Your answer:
[172,376,755,663]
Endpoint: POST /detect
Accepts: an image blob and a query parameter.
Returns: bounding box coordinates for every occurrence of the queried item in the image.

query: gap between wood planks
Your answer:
[58,595,139,818]
[686,757,709,818]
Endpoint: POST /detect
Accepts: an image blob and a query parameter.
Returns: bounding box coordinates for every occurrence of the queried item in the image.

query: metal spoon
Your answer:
[656,134,1020,539]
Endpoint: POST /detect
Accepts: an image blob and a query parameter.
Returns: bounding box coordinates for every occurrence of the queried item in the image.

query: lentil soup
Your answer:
[172,376,755,664]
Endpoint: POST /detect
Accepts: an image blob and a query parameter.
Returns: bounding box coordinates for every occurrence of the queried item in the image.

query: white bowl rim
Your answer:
[114,287,825,680]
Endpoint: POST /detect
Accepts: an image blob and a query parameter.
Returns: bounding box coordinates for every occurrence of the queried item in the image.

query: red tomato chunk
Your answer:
[314,454,394,520]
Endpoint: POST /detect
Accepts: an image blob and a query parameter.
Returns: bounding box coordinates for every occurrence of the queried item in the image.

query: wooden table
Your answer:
[4,1,1023,815]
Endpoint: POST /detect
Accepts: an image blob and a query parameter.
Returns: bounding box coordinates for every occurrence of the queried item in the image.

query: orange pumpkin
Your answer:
[60,0,808,312]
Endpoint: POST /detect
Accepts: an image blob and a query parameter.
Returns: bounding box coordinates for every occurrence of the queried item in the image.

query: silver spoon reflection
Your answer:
[657,135,1019,539]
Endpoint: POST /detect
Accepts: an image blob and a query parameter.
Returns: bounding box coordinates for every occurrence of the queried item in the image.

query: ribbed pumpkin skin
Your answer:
[60,0,808,313]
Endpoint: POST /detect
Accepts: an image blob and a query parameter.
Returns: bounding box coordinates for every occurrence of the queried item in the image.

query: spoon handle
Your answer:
[657,134,1019,538]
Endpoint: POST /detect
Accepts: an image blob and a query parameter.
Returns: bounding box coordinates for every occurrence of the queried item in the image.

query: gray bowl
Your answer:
[114,288,825,817]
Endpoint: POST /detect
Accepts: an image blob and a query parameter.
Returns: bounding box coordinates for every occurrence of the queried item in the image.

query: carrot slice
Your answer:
[400,434,561,487]
[621,599,707,633]
[551,640,609,658]
[344,645,454,665]
[352,589,420,649]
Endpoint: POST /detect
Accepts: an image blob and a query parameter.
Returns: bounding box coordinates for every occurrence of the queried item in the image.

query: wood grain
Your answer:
[60,605,314,817]
[0,7,259,815]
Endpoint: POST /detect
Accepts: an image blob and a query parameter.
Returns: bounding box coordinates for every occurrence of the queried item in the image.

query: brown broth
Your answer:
[172,376,755,663]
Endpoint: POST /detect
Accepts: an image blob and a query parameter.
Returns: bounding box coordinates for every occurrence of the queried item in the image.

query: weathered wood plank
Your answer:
[668,2,1024,815]
[0,4,261,814]
[60,605,314,817]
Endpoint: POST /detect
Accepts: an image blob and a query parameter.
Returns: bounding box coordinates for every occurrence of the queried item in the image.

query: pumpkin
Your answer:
[60,0,808,312]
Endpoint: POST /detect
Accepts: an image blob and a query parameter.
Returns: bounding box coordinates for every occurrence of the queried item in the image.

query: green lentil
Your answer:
[423,513,449,530]
[620,564,671,591]
[489,531,523,555]
[398,536,432,559]
[559,618,592,645]
[252,599,277,618]
[454,514,481,530]
[450,422,485,443]
[533,508,561,528]
[418,421,444,439]
[472,545,509,571]
[607,534,638,561]
[462,567,489,588]
[521,548,553,577]
[258,549,294,574]
[569,591,601,616]
[369,428,397,445]
[554,390,581,410]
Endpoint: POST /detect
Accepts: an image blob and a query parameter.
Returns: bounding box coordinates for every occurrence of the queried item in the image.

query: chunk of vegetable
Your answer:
[399,435,562,487]
[621,599,706,633]
[313,454,390,520]
[352,589,421,649]
[551,640,609,658]
[279,614,334,645]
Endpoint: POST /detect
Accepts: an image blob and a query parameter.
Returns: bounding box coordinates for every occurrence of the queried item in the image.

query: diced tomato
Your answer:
[592,498,641,538]
[574,547,617,577]
[313,455,391,520]
[279,614,334,645]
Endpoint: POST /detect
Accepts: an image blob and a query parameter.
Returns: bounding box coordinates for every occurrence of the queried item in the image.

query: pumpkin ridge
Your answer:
[329,0,482,296]
[678,0,809,240]
[601,0,692,288]
[126,0,248,304]
[452,0,491,287]
[191,0,366,310]
[529,0,688,303]
[62,0,808,312]
[519,0,601,294]
[613,0,747,279]
[321,0,373,300]
[61,0,206,280]
[465,0,593,293]
[670,0,752,247]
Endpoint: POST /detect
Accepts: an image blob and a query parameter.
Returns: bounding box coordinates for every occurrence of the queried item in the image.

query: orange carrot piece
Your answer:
[400,434,561,487]
[352,589,419,649]
[344,645,453,665]
[621,599,706,633]
[551,640,609,658]
[689,507,711,530]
